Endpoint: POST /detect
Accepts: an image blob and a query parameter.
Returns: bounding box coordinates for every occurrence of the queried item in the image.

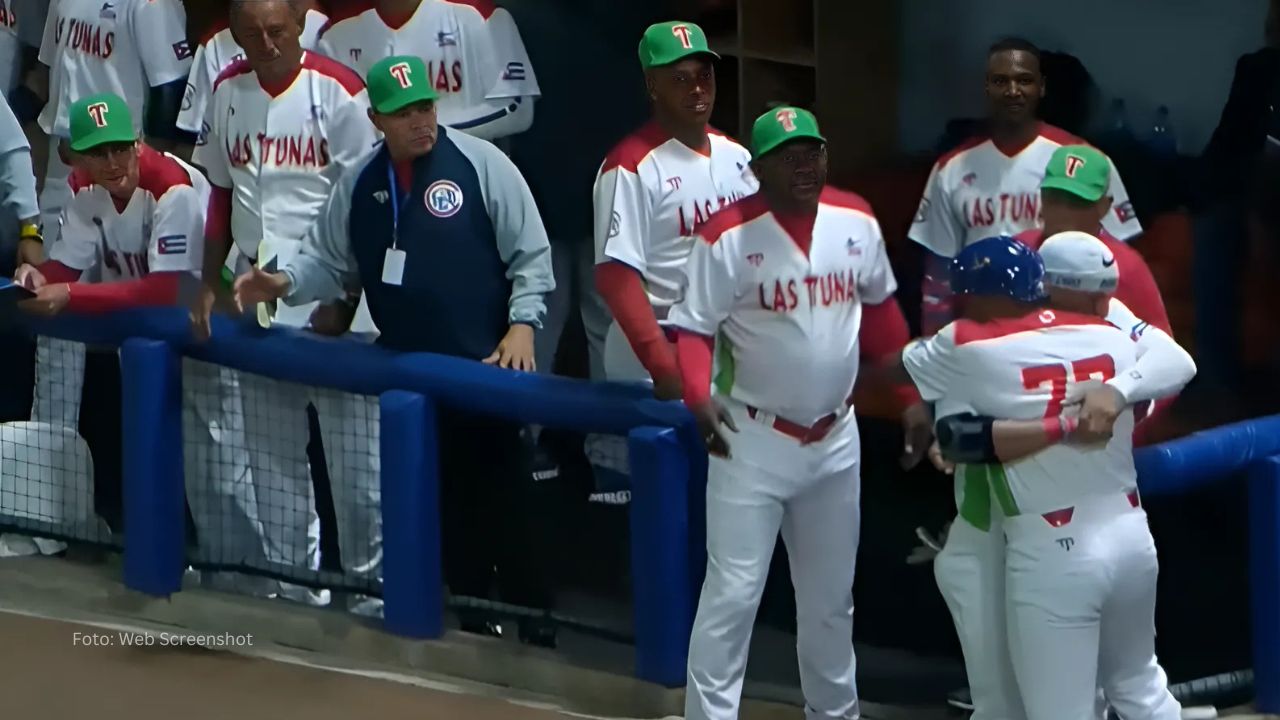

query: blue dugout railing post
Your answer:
[1248,455,1280,713]
[120,338,185,597]
[629,426,695,687]
[379,390,443,639]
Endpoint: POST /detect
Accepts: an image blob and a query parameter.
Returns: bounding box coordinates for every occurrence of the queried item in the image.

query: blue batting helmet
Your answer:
[949,236,1047,303]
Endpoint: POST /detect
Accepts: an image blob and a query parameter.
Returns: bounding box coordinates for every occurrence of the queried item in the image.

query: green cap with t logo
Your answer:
[750,106,826,158]
[68,93,136,152]
[1041,144,1111,202]
[638,21,719,69]
[367,55,440,114]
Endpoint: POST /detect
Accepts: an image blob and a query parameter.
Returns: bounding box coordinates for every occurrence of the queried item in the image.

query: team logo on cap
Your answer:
[87,102,111,127]
[425,180,464,218]
[671,24,693,49]
[389,61,414,88]
[1064,154,1086,177]
[775,108,798,132]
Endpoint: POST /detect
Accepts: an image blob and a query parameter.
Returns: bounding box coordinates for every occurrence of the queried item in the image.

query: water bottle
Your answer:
[1146,105,1179,159]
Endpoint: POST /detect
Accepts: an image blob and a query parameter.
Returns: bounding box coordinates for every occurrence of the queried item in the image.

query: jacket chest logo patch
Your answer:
[425,180,463,218]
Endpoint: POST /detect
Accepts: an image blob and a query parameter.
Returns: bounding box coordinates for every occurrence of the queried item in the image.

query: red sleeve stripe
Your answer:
[954,309,1113,345]
[212,58,254,92]
[301,51,366,95]
[599,122,672,174]
[696,194,772,246]
[136,145,194,200]
[819,186,876,218]
[934,134,989,172]
[1037,122,1086,147]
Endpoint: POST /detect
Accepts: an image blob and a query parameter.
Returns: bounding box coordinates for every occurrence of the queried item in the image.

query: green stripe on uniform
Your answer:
[956,464,992,532]
[713,331,735,395]
[987,463,1021,517]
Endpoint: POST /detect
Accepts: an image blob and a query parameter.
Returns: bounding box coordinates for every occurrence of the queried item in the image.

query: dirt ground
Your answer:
[0,612,584,720]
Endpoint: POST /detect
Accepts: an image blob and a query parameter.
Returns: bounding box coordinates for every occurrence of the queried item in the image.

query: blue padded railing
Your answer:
[24,308,706,688]
[18,308,1280,704]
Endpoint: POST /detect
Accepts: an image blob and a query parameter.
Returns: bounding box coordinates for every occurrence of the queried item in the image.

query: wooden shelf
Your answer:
[701,0,900,173]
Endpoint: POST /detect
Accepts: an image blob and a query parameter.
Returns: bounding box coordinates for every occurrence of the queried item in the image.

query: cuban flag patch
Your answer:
[157,235,187,255]
[173,40,193,61]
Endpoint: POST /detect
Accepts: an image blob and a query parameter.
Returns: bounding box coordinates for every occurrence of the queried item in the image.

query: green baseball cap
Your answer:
[638,21,719,69]
[1041,145,1111,202]
[366,55,439,115]
[750,106,826,158]
[68,93,136,152]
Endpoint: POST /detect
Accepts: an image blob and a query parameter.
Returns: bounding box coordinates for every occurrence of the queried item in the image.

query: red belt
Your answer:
[747,397,853,445]
[1041,490,1141,528]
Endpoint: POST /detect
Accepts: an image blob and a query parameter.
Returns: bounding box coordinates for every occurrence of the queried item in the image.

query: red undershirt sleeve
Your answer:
[675,330,715,408]
[65,272,183,314]
[860,298,921,408]
[594,260,680,383]
[204,185,231,243]
[37,260,82,284]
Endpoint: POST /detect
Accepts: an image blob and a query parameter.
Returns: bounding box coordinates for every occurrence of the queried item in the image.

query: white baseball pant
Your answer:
[934,511,1026,720]
[1003,492,1181,720]
[685,399,861,720]
[181,358,274,596]
[240,300,382,607]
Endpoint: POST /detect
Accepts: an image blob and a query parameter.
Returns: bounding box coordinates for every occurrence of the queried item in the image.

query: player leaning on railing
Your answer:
[9,93,269,588]
[232,55,560,646]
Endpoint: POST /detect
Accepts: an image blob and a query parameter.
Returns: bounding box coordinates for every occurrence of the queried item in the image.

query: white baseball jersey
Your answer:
[315,0,539,131]
[910,125,1141,258]
[38,0,192,137]
[50,145,207,279]
[176,9,329,134]
[670,188,897,429]
[594,123,757,311]
[902,309,1139,516]
[193,51,376,269]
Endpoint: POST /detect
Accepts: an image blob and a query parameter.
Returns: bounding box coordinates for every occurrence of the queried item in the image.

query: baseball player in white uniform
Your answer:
[37,0,193,247]
[10,94,265,585]
[902,234,1193,720]
[909,38,1139,336]
[593,20,756,392]
[671,106,922,720]
[316,0,540,142]
[898,235,1194,720]
[190,0,380,607]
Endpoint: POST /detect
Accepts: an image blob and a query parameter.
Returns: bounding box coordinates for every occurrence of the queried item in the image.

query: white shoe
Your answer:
[0,534,65,557]
[347,595,384,619]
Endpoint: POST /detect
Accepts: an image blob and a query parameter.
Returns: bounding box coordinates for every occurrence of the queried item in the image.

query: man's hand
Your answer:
[17,283,70,316]
[900,401,933,470]
[308,301,356,337]
[1074,385,1126,442]
[233,266,290,313]
[14,263,47,290]
[691,399,738,458]
[484,323,536,371]
[653,372,683,401]
[927,439,955,475]
[189,283,218,342]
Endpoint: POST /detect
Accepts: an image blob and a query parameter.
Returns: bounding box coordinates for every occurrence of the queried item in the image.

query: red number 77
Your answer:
[1021,354,1116,418]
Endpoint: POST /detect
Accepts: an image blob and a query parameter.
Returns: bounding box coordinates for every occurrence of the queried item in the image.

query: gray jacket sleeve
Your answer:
[453,131,554,327]
[0,95,38,222]
[282,153,367,306]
